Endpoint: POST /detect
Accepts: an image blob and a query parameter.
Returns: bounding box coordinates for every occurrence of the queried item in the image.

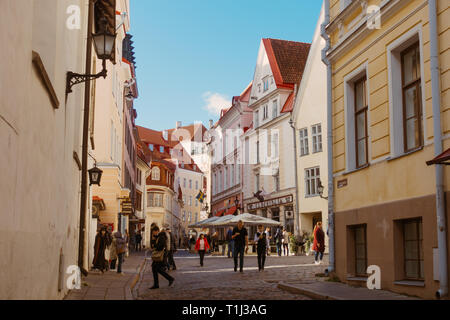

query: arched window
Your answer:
[152,167,161,181]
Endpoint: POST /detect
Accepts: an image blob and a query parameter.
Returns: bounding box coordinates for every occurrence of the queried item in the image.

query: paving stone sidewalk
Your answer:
[278,280,421,300]
[64,251,146,300]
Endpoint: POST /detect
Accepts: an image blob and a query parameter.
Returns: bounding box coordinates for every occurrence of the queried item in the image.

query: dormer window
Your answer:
[263,77,270,92]
[149,144,154,151]
[160,146,164,153]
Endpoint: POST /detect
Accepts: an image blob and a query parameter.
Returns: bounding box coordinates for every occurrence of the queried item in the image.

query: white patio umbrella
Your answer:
[188,216,221,228]
[208,213,282,227]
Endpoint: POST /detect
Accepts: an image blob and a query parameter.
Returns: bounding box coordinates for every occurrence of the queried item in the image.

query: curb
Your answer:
[277,282,339,300]
[129,254,148,300]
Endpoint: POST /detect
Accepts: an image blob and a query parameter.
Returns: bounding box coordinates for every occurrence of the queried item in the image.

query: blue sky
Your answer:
[130,0,323,131]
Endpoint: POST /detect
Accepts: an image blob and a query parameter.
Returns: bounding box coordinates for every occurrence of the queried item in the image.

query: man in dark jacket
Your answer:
[167,227,177,270]
[254,225,267,271]
[274,227,283,256]
[135,231,142,252]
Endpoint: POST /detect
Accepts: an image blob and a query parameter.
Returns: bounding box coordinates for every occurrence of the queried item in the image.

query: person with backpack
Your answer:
[226,227,234,258]
[254,225,267,271]
[111,231,127,274]
[150,226,175,289]
[274,226,283,257]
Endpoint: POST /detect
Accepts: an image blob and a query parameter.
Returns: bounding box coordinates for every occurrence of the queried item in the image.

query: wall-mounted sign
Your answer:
[121,200,133,215]
[337,179,348,189]
[247,195,293,211]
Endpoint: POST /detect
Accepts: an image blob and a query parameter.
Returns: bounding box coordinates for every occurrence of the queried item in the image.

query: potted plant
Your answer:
[289,234,298,255]
[304,232,314,256]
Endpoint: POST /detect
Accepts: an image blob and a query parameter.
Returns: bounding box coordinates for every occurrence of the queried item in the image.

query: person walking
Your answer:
[274,226,283,257]
[167,227,177,270]
[92,227,109,273]
[206,232,212,253]
[282,227,290,256]
[195,233,210,267]
[265,227,271,256]
[254,225,267,272]
[150,226,175,289]
[232,220,249,273]
[313,222,325,265]
[135,231,142,252]
[226,227,234,258]
[113,231,127,274]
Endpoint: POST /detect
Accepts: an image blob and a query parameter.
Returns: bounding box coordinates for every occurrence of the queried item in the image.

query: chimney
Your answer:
[209,120,214,129]
[176,121,182,129]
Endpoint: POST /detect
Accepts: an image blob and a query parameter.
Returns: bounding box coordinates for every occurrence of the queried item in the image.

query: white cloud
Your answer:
[202,91,231,116]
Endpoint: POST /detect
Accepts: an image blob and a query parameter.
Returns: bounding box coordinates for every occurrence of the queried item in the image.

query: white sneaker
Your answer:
[314,261,319,265]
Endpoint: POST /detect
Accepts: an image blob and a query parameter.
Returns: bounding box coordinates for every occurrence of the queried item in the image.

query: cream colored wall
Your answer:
[331,0,449,212]
[177,168,204,232]
[0,0,90,299]
[293,6,329,235]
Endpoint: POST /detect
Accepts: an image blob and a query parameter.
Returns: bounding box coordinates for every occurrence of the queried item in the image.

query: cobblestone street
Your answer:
[136,250,329,300]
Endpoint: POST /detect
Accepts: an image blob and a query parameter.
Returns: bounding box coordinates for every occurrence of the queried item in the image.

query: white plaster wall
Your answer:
[0,0,89,299]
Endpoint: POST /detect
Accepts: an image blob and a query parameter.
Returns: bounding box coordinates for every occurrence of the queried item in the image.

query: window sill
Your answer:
[305,194,320,199]
[387,147,424,162]
[347,276,368,282]
[393,280,425,287]
[343,163,370,176]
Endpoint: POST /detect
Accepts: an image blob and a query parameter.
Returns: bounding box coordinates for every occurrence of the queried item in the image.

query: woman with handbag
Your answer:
[150,226,175,289]
[195,233,210,267]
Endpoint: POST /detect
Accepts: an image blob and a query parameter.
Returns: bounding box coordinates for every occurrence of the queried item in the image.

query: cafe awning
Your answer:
[427,148,450,166]
[225,206,237,216]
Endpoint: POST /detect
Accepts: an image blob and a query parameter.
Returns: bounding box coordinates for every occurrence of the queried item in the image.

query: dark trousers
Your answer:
[234,246,245,271]
[110,259,116,270]
[315,251,324,261]
[257,247,266,270]
[283,243,289,256]
[117,253,124,273]
[227,240,234,258]
[199,250,206,266]
[168,250,176,269]
[276,243,282,256]
[152,261,174,288]
[135,241,142,252]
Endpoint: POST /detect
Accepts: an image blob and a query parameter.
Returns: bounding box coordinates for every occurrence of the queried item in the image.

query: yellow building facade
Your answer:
[326,0,449,298]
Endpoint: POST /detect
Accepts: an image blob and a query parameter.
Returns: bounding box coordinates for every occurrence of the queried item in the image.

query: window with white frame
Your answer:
[388,31,424,158]
[224,166,228,190]
[188,212,192,222]
[189,179,192,189]
[255,110,259,128]
[305,167,320,197]
[312,124,323,153]
[263,77,270,92]
[231,164,235,186]
[299,128,309,156]
[263,105,269,120]
[183,178,186,188]
[151,167,161,181]
[195,180,198,190]
[255,174,260,193]
[182,211,186,222]
[344,64,369,171]
[147,193,163,207]
[189,196,192,206]
[272,100,278,118]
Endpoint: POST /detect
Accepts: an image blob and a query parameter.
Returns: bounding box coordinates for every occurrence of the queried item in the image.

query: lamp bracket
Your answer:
[66,68,107,95]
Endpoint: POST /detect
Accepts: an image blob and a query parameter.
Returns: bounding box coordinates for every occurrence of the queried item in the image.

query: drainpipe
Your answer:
[429,0,448,299]
[77,0,95,277]
[289,85,301,237]
[320,0,335,273]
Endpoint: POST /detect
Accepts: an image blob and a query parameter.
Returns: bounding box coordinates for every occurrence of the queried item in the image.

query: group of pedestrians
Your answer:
[147,219,326,289]
[92,226,128,274]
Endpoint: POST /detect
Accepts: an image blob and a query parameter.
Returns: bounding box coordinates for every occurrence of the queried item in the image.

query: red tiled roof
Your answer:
[281,92,295,113]
[263,38,311,89]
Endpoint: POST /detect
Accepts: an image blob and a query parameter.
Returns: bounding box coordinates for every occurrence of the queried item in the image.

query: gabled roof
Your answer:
[262,38,311,89]
[281,92,295,113]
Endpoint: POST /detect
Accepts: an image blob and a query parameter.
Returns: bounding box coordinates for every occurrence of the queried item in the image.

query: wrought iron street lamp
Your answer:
[317,179,328,200]
[234,196,240,215]
[66,17,116,95]
[88,165,103,186]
